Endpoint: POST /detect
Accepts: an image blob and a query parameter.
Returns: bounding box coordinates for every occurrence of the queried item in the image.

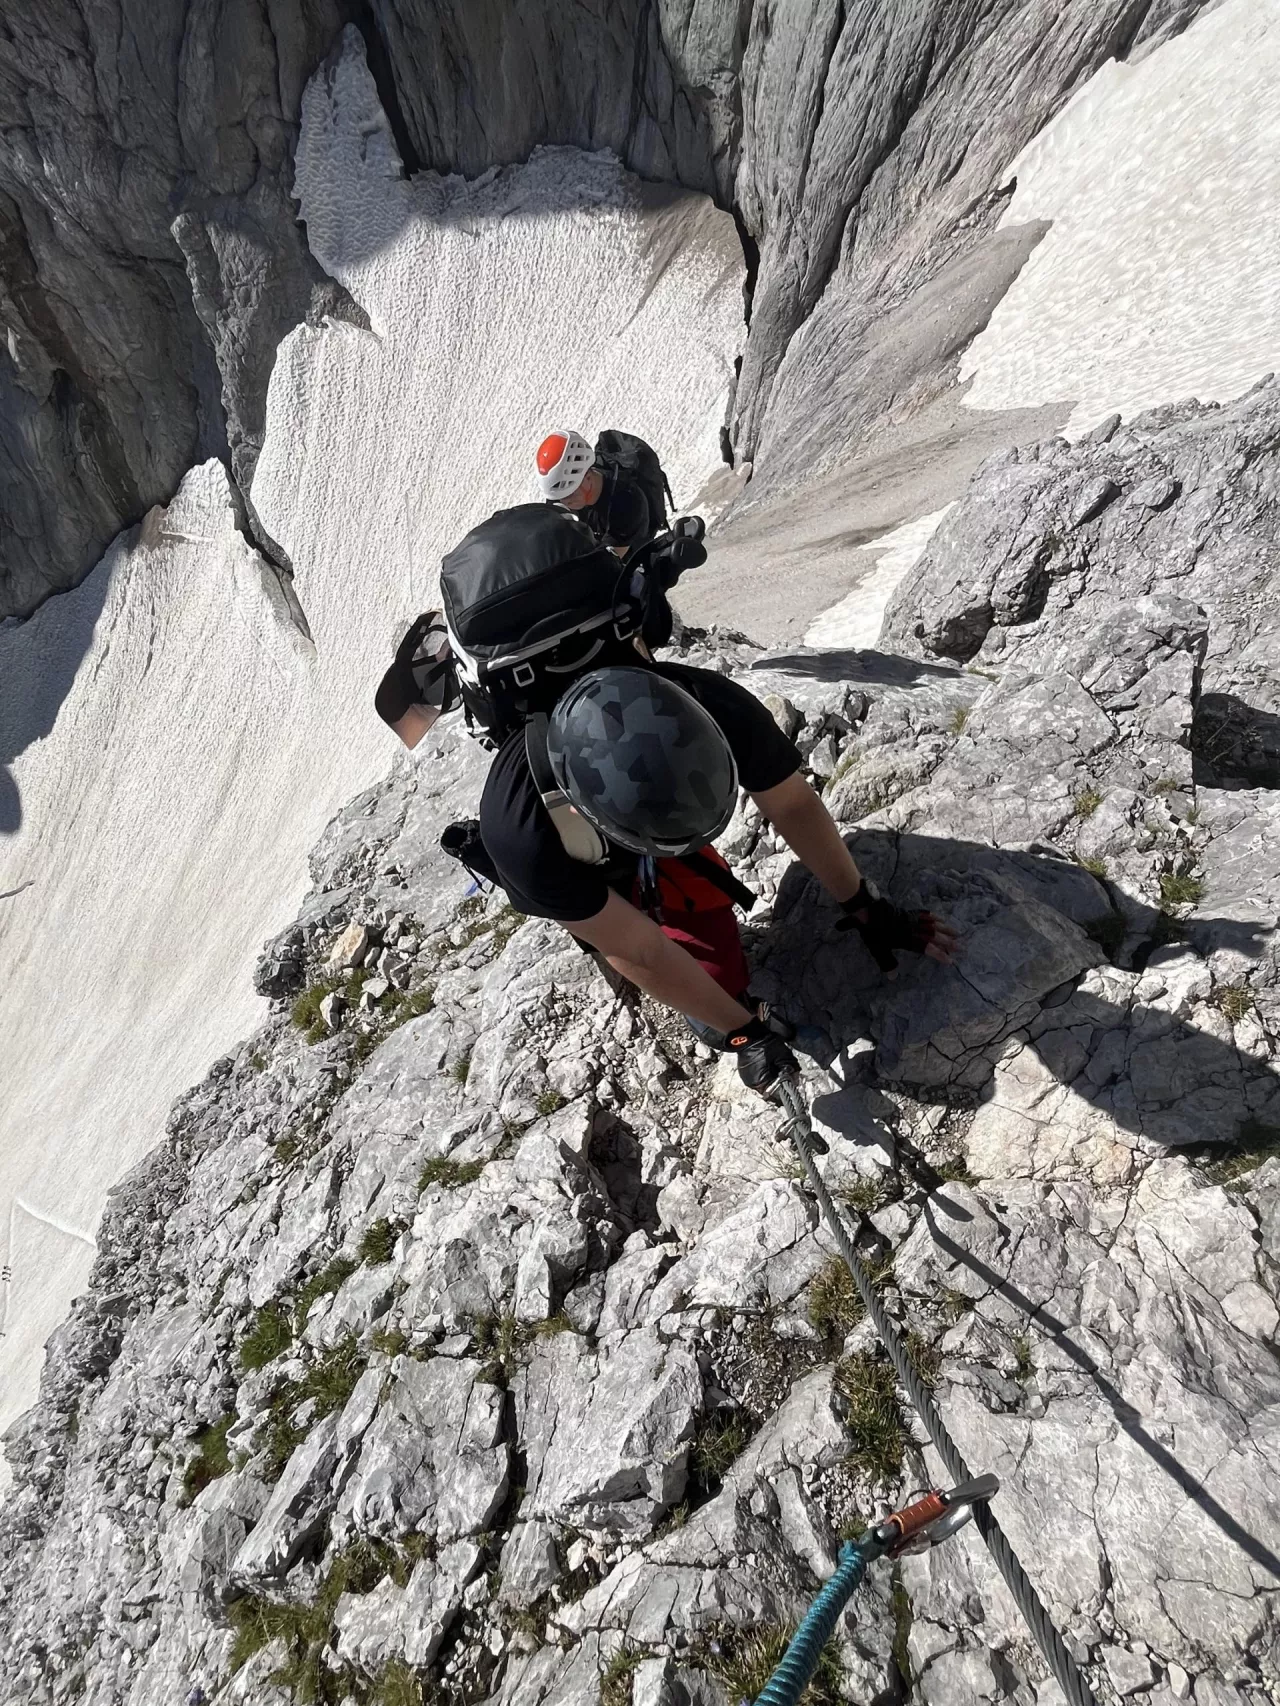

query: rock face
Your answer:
[0,0,352,615]
[0,0,1215,615]
[2,386,1278,1703]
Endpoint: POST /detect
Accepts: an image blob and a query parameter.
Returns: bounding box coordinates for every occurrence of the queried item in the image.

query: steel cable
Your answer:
[776,1075,1099,1706]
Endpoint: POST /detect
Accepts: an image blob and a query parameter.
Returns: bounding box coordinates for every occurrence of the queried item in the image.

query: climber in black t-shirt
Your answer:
[381,639,959,1092]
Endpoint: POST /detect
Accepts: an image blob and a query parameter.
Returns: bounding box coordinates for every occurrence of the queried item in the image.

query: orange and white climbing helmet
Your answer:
[535,429,593,500]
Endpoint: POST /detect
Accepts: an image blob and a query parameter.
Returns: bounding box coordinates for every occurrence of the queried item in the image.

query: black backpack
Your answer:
[440,503,646,747]
[594,431,673,537]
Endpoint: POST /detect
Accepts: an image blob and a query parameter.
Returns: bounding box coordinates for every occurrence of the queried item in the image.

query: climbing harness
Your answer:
[750,1477,999,1706]
[769,1075,1101,1706]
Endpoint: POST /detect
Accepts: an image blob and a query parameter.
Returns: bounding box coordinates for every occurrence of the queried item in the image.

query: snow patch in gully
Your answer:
[803,507,956,652]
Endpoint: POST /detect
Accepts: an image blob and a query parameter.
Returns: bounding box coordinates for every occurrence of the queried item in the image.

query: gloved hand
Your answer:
[649,516,708,585]
[836,878,953,974]
[725,1013,798,1092]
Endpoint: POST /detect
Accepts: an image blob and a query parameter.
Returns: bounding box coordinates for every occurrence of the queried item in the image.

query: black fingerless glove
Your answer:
[725,1014,798,1092]
[837,879,940,973]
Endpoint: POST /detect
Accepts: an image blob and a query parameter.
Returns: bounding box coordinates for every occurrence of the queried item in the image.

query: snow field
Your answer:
[801,0,1280,660]
[0,29,744,1456]
[802,507,956,651]
[960,0,1280,433]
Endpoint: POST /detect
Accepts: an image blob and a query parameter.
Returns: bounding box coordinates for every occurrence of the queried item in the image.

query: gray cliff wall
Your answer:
[0,0,1212,617]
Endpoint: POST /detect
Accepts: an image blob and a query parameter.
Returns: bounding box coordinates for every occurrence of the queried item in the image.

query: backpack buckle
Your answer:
[512,662,536,688]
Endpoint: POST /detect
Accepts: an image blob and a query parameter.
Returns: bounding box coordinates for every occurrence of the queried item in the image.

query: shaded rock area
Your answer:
[2,386,1279,1706]
[0,0,1215,615]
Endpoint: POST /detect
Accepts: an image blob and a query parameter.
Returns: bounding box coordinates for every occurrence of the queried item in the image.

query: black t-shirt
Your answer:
[479,660,801,922]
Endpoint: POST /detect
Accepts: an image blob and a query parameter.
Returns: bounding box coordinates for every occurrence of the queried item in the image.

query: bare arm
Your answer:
[751,771,862,902]
[566,890,754,1032]
[390,704,440,750]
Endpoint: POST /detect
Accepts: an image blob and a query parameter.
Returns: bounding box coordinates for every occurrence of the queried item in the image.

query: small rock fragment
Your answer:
[1128,476,1180,511]
[1103,1645,1156,1695]
[762,692,802,738]
[1071,476,1121,527]
[328,922,372,971]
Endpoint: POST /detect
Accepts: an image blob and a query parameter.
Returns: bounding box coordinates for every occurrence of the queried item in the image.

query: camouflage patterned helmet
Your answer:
[546,667,739,857]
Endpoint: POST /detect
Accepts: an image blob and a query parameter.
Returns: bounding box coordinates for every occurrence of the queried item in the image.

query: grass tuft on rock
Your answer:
[290,969,371,1044]
[1011,1332,1034,1382]
[1158,868,1204,911]
[239,1301,294,1371]
[358,1216,403,1266]
[295,1256,359,1329]
[905,1331,941,1389]
[934,1154,977,1187]
[600,1646,646,1706]
[370,1326,408,1358]
[382,984,436,1029]
[259,1336,369,1482]
[529,1311,578,1338]
[471,1311,536,1383]
[705,1623,843,1706]
[1215,983,1255,1024]
[1202,1120,1280,1190]
[227,1538,430,1700]
[305,1335,367,1415]
[418,1156,487,1193]
[808,1258,863,1340]
[836,1175,886,1216]
[535,1089,567,1117]
[834,1352,909,1483]
[182,1415,233,1502]
[290,975,341,1042]
[372,1661,429,1706]
[1073,786,1104,819]
[689,1412,753,1496]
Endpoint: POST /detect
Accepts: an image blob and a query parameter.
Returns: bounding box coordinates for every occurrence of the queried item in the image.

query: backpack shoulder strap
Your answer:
[525,715,610,866]
[678,850,758,912]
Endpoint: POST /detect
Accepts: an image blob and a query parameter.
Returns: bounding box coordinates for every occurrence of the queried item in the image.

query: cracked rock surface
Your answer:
[2,384,1279,1706]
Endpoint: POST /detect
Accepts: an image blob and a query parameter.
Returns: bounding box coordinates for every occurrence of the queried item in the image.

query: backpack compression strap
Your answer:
[677,850,758,912]
[525,715,610,866]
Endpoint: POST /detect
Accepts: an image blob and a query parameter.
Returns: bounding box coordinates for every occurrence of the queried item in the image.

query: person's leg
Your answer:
[659,907,749,1050]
